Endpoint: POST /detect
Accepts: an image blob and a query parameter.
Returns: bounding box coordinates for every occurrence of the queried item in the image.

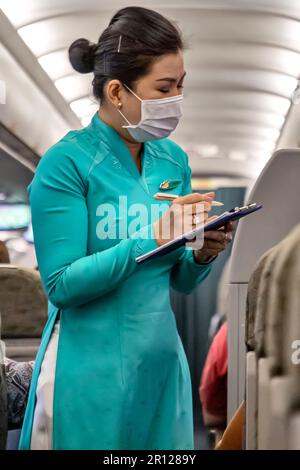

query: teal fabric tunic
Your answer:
[19,112,214,450]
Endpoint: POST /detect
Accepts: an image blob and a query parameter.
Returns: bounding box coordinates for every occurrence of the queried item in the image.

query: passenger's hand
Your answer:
[153,192,215,247]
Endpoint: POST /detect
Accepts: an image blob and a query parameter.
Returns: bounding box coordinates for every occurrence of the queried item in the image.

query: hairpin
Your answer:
[117,35,122,53]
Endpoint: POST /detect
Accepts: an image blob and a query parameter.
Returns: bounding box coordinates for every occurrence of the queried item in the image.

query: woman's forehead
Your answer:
[146,52,185,81]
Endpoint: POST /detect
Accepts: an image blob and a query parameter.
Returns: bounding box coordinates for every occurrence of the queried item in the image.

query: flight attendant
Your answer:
[19,6,233,450]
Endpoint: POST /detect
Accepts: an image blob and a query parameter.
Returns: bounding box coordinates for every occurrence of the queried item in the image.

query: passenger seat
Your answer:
[0,264,47,361]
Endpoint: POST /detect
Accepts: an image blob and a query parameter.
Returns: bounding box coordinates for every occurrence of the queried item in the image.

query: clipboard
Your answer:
[135,202,263,265]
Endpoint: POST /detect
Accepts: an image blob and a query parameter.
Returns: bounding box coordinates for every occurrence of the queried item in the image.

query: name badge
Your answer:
[159,179,181,190]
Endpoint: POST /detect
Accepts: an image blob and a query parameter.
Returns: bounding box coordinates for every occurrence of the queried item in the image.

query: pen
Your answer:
[154,192,224,206]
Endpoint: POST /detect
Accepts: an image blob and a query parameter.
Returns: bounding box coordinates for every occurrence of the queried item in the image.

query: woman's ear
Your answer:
[106,80,123,109]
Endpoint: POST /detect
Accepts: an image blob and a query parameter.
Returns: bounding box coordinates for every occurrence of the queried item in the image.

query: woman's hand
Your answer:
[192,219,235,264]
[153,192,215,247]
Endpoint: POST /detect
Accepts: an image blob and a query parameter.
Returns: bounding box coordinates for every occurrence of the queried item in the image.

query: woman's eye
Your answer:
[158,85,184,94]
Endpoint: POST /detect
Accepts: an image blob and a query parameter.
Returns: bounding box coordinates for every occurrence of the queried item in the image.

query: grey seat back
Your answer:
[266,224,300,379]
[0,264,47,338]
[0,264,47,360]
[245,246,277,352]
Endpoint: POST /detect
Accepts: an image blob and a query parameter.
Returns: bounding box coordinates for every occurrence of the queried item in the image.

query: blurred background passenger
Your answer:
[0,240,10,264]
[0,239,35,447]
[199,259,230,433]
[200,322,228,429]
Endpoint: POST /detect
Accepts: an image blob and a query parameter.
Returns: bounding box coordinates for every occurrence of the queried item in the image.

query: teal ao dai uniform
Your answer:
[19,112,214,450]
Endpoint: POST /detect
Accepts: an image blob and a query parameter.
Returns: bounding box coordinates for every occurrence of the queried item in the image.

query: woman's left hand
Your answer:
[193,220,235,264]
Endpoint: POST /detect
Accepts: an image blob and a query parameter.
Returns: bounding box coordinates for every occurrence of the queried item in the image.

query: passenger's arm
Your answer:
[5,358,34,430]
[30,148,158,309]
[170,152,215,294]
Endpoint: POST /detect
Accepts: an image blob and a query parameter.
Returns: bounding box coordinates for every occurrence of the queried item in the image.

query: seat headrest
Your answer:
[0,265,47,338]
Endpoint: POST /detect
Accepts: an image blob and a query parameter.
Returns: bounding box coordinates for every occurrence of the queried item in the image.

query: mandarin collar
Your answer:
[88,111,152,191]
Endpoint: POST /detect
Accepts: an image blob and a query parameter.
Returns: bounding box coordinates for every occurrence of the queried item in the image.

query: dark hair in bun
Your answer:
[68,6,184,102]
[68,38,96,74]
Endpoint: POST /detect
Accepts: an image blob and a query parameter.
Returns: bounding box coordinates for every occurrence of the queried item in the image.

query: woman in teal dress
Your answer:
[19,6,233,450]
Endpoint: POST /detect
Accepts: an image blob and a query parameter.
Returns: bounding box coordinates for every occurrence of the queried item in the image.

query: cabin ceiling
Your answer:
[1,0,300,181]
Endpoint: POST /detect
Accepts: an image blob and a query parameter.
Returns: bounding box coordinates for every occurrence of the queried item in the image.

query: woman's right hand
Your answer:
[153,192,215,247]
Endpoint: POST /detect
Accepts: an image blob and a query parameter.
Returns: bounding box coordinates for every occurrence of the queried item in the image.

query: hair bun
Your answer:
[68,38,95,73]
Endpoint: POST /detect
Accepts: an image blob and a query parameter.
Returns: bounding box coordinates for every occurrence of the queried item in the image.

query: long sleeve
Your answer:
[29,145,158,310]
[170,151,214,294]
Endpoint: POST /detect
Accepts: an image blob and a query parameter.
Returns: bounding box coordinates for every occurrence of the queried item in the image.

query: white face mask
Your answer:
[118,83,183,142]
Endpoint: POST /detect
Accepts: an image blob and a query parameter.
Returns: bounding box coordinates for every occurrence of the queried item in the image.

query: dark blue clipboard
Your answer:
[135,202,263,265]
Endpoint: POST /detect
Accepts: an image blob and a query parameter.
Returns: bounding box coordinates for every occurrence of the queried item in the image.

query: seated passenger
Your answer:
[0,356,34,448]
[0,240,10,264]
[0,239,34,440]
[5,358,34,430]
[199,322,228,429]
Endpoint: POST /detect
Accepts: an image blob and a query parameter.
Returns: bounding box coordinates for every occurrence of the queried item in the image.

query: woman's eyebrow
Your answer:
[156,72,186,83]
